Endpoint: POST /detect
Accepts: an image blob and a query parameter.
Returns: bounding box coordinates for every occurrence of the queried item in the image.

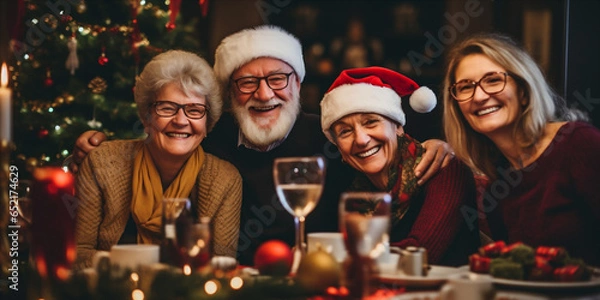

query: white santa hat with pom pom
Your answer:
[320,66,437,144]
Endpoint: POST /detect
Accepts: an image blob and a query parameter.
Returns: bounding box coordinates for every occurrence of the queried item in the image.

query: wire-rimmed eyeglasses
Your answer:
[449,71,509,102]
[233,72,295,94]
[152,100,209,119]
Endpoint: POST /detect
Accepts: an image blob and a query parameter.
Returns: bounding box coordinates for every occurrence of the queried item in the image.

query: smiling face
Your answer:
[332,113,402,186]
[230,57,301,147]
[454,54,524,139]
[144,82,207,161]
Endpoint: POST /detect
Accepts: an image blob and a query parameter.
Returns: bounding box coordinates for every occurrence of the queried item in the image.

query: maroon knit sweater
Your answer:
[485,122,600,266]
[389,158,480,266]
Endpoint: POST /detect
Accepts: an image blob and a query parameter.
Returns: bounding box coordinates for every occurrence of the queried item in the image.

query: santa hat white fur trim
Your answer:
[214,25,306,85]
[321,84,436,144]
[321,83,404,143]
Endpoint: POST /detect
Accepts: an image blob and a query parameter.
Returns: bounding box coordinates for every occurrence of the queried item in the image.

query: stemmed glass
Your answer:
[273,156,326,274]
[339,192,391,298]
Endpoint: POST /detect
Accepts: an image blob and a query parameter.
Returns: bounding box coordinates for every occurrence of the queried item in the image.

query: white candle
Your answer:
[0,62,12,142]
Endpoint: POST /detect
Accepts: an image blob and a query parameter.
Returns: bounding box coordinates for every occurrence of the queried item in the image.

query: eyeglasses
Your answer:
[152,100,209,120]
[449,72,509,102]
[233,72,295,94]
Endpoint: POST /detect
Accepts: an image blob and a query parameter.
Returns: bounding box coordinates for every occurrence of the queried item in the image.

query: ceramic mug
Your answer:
[93,244,160,270]
[307,232,347,262]
[439,273,496,300]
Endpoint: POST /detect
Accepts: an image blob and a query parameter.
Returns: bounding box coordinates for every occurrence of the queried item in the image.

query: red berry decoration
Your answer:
[165,22,176,32]
[528,256,554,281]
[44,77,54,87]
[38,128,49,138]
[535,246,567,264]
[469,253,491,273]
[254,240,293,277]
[44,68,53,87]
[500,242,524,256]
[479,240,506,258]
[554,265,586,282]
[98,54,109,66]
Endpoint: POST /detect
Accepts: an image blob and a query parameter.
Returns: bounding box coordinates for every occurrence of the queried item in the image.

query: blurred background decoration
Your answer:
[6,0,210,177]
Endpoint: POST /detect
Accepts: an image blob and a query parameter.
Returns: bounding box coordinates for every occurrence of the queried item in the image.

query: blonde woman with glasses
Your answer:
[442,33,600,266]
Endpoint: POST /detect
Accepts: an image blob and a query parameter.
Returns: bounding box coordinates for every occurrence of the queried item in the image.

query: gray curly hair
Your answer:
[134,50,222,132]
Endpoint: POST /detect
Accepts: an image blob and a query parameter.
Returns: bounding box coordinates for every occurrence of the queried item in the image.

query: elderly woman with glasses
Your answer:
[74,50,242,269]
[443,33,600,266]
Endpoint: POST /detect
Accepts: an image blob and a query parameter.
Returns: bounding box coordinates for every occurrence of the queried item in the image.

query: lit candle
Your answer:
[0,63,12,141]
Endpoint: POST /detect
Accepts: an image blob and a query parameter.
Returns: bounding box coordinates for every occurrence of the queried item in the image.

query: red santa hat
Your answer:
[321,66,437,143]
[213,25,306,85]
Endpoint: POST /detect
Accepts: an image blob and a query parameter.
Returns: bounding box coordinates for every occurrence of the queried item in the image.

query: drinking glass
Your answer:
[182,217,212,273]
[161,198,212,273]
[339,192,391,298]
[273,156,326,274]
[161,198,191,268]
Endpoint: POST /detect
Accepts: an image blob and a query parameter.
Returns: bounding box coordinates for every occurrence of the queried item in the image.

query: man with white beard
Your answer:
[70,25,453,265]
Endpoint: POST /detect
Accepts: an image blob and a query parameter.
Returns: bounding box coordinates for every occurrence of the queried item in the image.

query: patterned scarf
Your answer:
[131,143,204,244]
[350,134,424,224]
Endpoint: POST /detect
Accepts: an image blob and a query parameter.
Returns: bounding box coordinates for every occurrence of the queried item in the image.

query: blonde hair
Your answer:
[134,50,222,132]
[442,33,586,179]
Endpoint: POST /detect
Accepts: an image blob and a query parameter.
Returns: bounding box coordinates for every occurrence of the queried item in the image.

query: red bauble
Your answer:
[254,240,293,276]
[98,55,109,66]
[165,22,176,32]
[38,128,49,138]
[44,77,53,87]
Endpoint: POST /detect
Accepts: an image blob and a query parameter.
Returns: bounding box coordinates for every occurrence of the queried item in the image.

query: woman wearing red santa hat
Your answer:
[321,66,480,266]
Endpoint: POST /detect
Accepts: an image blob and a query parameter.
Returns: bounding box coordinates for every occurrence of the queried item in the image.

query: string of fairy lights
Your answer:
[11,0,186,171]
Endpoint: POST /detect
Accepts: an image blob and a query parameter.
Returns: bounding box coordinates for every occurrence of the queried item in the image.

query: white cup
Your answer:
[94,244,160,270]
[440,273,496,300]
[307,232,347,262]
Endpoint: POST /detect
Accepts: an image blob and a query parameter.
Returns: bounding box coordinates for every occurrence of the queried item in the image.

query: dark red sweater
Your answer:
[485,122,600,266]
[389,158,480,266]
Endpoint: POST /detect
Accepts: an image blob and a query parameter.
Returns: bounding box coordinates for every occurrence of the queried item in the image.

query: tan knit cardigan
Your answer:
[74,140,242,269]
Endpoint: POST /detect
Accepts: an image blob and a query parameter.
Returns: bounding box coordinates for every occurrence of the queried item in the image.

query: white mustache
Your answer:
[245,98,284,109]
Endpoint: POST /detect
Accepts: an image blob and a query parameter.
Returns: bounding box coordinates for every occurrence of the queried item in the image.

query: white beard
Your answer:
[231,90,301,147]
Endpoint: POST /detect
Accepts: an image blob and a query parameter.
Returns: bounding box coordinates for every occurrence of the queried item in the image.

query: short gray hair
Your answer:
[134,50,222,132]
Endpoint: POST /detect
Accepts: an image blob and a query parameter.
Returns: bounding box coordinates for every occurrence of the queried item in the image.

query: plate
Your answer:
[459,266,600,291]
[377,265,464,288]
[390,291,550,300]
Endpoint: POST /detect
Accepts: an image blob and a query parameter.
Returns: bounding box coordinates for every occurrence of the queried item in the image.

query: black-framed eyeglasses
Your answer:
[449,71,509,102]
[233,72,295,94]
[152,100,209,120]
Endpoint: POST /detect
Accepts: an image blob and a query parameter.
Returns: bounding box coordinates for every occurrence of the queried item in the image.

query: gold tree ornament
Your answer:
[88,77,108,94]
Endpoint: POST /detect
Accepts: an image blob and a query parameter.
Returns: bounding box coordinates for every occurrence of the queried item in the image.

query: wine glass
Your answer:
[273,156,326,274]
[339,192,391,298]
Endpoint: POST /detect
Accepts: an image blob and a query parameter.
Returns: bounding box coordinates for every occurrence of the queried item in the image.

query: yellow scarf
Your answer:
[131,143,205,244]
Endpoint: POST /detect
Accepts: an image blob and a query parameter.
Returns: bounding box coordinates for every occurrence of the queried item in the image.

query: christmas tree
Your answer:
[10,0,209,175]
